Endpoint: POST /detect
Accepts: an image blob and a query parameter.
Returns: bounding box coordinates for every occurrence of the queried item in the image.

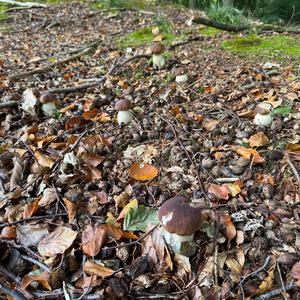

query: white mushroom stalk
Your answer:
[153,54,165,69]
[254,102,273,127]
[117,110,132,125]
[176,74,188,83]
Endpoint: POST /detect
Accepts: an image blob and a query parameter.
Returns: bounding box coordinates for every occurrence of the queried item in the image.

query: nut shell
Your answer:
[150,42,165,55]
[159,196,202,236]
[115,100,131,111]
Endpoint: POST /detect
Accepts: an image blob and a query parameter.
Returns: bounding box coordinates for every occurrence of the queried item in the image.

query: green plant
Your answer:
[206,3,251,26]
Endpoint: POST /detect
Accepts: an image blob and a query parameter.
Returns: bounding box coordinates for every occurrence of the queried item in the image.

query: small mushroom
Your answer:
[175,67,188,83]
[159,196,203,256]
[150,42,165,69]
[40,93,57,116]
[115,100,132,125]
[254,102,273,127]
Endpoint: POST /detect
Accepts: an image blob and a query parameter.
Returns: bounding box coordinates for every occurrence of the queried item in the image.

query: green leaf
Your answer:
[273,106,292,115]
[123,205,159,232]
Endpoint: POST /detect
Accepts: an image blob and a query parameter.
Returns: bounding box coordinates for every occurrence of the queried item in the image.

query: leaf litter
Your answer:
[0,1,300,299]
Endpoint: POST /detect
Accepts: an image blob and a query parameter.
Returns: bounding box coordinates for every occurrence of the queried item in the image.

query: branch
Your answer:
[254,282,299,300]
[0,0,47,8]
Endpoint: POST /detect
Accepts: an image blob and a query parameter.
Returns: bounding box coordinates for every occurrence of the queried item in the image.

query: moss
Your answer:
[117,27,176,48]
[222,35,300,61]
[200,26,221,36]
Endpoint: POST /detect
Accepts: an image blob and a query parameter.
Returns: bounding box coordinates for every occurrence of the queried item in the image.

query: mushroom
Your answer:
[254,102,273,127]
[175,67,188,83]
[150,42,165,69]
[115,100,132,125]
[40,93,57,116]
[159,196,203,256]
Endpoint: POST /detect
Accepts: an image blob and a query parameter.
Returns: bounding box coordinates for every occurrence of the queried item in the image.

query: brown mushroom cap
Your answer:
[159,196,202,236]
[175,67,187,76]
[40,93,57,104]
[255,102,272,115]
[150,42,165,55]
[115,100,131,111]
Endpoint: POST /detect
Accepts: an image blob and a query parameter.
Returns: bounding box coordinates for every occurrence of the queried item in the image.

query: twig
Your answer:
[286,152,300,186]
[21,140,42,169]
[9,46,97,80]
[0,213,67,228]
[101,224,159,252]
[0,282,27,300]
[276,263,288,300]
[20,254,51,273]
[254,282,298,300]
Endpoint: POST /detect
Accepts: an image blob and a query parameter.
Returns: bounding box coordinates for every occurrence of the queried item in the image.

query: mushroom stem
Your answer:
[175,74,188,83]
[254,112,273,127]
[153,54,165,69]
[162,228,194,255]
[117,110,132,125]
[42,102,57,116]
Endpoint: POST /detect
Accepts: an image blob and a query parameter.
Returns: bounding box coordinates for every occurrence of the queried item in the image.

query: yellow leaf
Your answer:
[226,183,241,197]
[117,198,138,221]
[236,147,265,164]
[153,34,164,42]
[129,163,158,181]
[286,143,300,154]
[249,132,270,148]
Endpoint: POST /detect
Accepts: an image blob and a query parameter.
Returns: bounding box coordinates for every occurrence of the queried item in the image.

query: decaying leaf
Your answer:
[117,198,138,221]
[83,260,114,278]
[220,214,236,242]
[249,132,270,148]
[0,226,16,239]
[236,147,265,164]
[38,188,57,207]
[208,183,230,200]
[38,227,77,257]
[82,225,107,257]
[129,163,158,181]
[17,224,49,247]
[21,270,51,291]
[9,156,24,191]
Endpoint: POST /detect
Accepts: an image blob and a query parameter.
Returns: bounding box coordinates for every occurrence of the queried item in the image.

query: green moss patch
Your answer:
[117,27,176,49]
[222,35,300,61]
[200,26,221,36]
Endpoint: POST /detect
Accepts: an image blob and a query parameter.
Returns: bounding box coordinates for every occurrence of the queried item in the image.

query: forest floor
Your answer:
[1,1,300,299]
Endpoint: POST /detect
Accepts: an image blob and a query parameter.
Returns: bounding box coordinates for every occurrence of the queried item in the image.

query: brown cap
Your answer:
[150,42,165,55]
[115,100,131,111]
[159,196,202,236]
[40,93,57,104]
[255,102,272,115]
[175,67,187,76]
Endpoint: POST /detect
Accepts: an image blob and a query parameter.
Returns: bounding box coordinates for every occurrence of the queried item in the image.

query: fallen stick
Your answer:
[254,282,298,300]
[0,0,47,8]
[9,45,100,80]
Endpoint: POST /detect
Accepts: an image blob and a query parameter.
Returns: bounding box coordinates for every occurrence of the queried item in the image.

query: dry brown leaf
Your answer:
[17,224,49,247]
[21,271,51,291]
[129,163,158,181]
[38,227,77,257]
[75,275,101,289]
[202,119,219,131]
[286,143,300,154]
[9,156,24,191]
[23,198,40,219]
[38,188,57,207]
[82,109,98,120]
[207,183,230,200]
[291,261,300,279]
[81,153,105,168]
[236,147,265,164]
[220,214,236,242]
[83,260,114,278]
[249,132,270,148]
[82,225,107,257]
[0,226,16,239]
[34,151,55,168]
[63,198,76,223]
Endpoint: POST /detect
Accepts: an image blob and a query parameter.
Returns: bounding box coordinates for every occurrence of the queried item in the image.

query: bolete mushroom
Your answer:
[175,67,188,83]
[150,42,165,69]
[159,196,203,256]
[40,93,57,116]
[254,102,273,127]
[115,100,132,125]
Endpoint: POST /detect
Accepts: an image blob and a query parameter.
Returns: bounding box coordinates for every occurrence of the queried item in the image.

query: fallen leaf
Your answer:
[17,224,49,247]
[38,227,77,257]
[82,225,107,257]
[9,156,24,191]
[117,198,138,221]
[21,270,51,291]
[34,151,55,168]
[249,132,270,148]
[236,147,265,164]
[129,163,158,181]
[202,119,219,131]
[83,260,114,278]
[81,153,105,168]
[208,183,230,200]
[291,261,300,279]
[0,226,16,239]
[23,198,40,218]
[63,198,76,223]
[38,188,57,207]
[220,214,236,242]
[286,143,300,154]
